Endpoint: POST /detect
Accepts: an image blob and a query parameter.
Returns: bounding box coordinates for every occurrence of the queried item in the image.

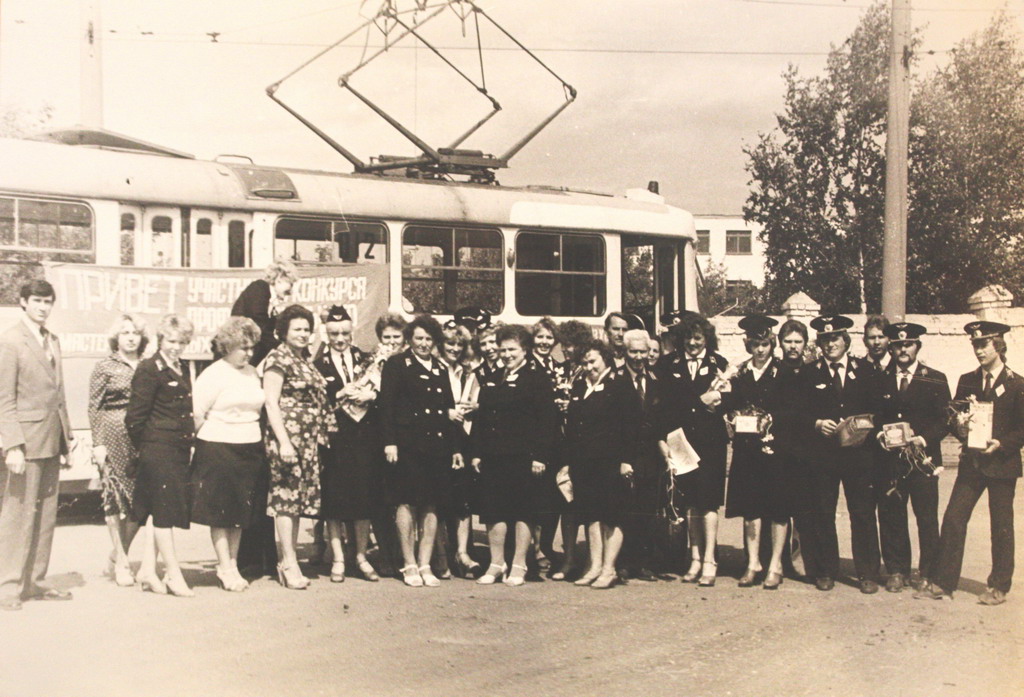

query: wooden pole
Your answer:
[882,0,911,320]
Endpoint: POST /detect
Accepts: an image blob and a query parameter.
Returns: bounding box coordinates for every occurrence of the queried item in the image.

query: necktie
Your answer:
[635,374,645,402]
[40,328,55,368]
[898,370,909,394]
[830,362,842,395]
[983,372,993,399]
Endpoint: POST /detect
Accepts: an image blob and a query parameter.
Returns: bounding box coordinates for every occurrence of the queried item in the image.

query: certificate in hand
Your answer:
[666,427,701,475]
[967,401,994,450]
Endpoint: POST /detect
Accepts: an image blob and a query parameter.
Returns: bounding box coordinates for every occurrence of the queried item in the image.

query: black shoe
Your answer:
[885,573,906,593]
[859,578,880,595]
[815,576,835,591]
[634,568,657,582]
[737,568,761,588]
[913,582,952,601]
[909,569,924,590]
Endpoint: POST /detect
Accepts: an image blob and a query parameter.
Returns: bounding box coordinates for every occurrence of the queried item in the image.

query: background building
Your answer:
[693,214,766,304]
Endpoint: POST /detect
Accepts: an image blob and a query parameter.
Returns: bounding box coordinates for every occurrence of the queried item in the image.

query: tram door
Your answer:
[621,235,685,332]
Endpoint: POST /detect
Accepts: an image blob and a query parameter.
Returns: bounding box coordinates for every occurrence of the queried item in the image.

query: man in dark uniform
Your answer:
[803,314,883,593]
[917,321,1024,605]
[616,328,667,581]
[874,322,950,593]
[604,312,630,368]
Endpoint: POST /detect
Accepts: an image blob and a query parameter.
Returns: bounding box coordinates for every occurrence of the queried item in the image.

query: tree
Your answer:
[746,3,1024,313]
[697,261,765,317]
[744,2,902,313]
[907,12,1024,311]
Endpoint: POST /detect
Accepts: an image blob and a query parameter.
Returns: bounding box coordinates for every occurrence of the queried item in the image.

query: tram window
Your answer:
[275,218,332,262]
[228,221,246,268]
[120,213,136,266]
[402,225,502,314]
[335,221,387,264]
[150,215,173,267]
[515,231,605,317]
[192,218,213,268]
[0,196,94,259]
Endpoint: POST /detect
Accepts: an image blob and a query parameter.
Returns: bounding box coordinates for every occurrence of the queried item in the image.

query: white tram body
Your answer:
[0,132,699,491]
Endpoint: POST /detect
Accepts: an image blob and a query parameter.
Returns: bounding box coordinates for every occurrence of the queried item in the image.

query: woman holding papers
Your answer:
[563,341,641,589]
[657,314,730,587]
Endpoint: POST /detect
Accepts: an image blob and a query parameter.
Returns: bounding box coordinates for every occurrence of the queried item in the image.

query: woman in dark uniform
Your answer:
[527,317,562,567]
[470,325,558,586]
[657,314,730,587]
[564,341,641,589]
[378,314,464,588]
[314,306,383,583]
[722,314,802,590]
[549,319,595,581]
[126,314,196,597]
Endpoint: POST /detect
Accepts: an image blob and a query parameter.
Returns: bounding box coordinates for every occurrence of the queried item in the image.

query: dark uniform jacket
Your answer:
[469,362,558,464]
[378,350,460,456]
[877,362,950,468]
[613,363,664,479]
[804,354,882,456]
[125,355,193,448]
[230,279,279,366]
[564,371,641,469]
[771,362,816,462]
[954,366,1024,479]
[656,350,730,446]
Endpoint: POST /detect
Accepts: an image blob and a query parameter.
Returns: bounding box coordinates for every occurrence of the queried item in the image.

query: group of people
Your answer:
[0,262,1019,610]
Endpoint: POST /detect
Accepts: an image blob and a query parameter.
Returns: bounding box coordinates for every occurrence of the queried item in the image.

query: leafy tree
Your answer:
[744,2,906,313]
[907,12,1024,311]
[698,261,766,317]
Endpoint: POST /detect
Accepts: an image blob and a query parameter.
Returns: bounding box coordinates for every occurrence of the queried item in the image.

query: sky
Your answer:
[1,0,1021,215]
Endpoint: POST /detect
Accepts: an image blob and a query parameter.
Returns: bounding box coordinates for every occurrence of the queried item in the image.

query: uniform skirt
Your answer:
[320,417,382,521]
[571,458,631,526]
[477,453,541,525]
[133,440,192,529]
[675,439,727,512]
[387,445,452,509]
[190,439,265,528]
[726,439,811,521]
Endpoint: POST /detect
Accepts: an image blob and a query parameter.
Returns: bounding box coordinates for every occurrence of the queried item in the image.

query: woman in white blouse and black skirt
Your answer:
[190,317,267,592]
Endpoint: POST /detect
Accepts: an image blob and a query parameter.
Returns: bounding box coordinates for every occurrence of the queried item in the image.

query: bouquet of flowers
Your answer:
[947,396,975,441]
[340,342,400,421]
[724,404,774,453]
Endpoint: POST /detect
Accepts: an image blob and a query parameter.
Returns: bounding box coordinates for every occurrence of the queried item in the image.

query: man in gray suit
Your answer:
[0,279,73,611]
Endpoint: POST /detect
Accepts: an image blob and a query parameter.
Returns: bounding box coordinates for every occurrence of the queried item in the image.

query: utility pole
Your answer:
[881,0,911,320]
[80,0,104,129]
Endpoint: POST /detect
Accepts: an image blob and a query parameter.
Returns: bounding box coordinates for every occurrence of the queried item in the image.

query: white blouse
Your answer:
[193,359,266,443]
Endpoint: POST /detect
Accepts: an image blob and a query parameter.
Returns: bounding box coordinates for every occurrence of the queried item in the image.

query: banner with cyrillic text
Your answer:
[42,263,390,359]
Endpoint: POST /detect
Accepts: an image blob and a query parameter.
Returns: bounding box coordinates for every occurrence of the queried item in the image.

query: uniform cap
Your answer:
[810,314,854,336]
[964,320,1010,340]
[884,322,926,343]
[453,307,492,332]
[738,313,778,340]
[325,305,351,323]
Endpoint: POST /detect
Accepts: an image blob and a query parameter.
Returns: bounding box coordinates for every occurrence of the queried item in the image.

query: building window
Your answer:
[696,229,710,255]
[725,229,752,255]
[402,225,503,314]
[515,230,606,317]
[228,221,246,268]
[120,213,136,266]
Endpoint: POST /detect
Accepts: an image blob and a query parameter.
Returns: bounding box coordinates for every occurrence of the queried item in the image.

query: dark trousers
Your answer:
[237,466,277,574]
[876,470,940,578]
[932,466,1017,595]
[622,472,667,571]
[803,448,880,581]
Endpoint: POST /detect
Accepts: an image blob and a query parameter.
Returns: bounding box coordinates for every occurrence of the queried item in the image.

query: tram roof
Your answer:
[0,136,695,240]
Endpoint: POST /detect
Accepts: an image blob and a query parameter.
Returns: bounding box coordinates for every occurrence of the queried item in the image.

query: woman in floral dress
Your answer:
[88,313,147,587]
[263,304,334,590]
